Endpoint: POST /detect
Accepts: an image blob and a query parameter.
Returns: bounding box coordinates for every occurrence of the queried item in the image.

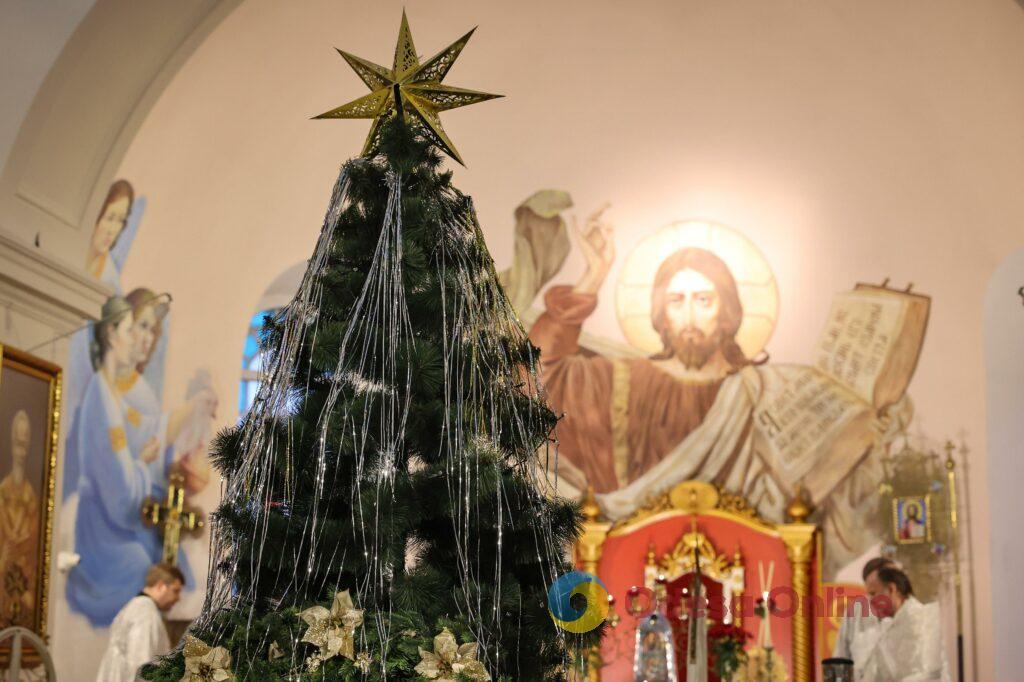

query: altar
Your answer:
[577,481,819,682]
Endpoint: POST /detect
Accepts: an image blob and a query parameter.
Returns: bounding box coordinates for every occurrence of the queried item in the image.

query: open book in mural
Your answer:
[498,195,929,579]
[61,180,218,627]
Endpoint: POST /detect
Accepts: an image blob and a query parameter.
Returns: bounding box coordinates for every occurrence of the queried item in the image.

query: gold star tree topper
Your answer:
[314,11,501,166]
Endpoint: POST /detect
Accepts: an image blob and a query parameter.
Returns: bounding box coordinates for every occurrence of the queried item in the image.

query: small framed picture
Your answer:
[892,494,931,545]
[0,344,61,639]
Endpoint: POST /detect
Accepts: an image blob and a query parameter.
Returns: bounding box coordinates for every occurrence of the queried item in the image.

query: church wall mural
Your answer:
[499,191,929,581]
[49,179,935,668]
[59,180,218,628]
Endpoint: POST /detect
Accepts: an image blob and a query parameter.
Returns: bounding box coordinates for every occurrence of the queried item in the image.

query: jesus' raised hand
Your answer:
[572,203,615,296]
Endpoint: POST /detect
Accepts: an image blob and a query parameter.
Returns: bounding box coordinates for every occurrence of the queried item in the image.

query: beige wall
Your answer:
[984,247,1024,682]
[5,0,1024,679]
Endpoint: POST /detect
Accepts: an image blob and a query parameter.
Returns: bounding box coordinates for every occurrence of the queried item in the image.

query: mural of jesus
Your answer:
[531,224,753,492]
[527,213,922,578]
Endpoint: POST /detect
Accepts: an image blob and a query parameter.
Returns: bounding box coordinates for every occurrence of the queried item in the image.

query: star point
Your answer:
[314,11,500,165]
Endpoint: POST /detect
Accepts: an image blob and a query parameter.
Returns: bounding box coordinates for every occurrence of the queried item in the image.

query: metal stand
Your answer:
[945,441,964,682]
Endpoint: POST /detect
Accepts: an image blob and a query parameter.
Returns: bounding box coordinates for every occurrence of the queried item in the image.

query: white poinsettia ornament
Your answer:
[180,635,235,682]
[414,627,490,681]
[298,589,364,663]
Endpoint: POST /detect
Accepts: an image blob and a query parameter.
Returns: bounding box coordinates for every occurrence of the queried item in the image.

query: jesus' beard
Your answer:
[668,328,724,370]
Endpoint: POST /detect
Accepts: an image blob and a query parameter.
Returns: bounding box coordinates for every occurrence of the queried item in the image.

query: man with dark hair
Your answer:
[833,557,896,659]
[862,556,894,582]
[872,567,914,619]
[95,563,185,682]
[859,567,948,680]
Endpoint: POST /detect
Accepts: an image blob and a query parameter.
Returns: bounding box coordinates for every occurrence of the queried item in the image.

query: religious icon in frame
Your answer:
[0,344,60,638]
[892,494,932,545]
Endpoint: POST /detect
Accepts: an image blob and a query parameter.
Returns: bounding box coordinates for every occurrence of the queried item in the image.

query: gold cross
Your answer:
[141,471,204,566]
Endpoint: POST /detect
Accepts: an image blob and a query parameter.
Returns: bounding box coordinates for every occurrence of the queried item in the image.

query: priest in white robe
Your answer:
[833,557,894,659]
[96,563,184,682]
[856,567,948,681]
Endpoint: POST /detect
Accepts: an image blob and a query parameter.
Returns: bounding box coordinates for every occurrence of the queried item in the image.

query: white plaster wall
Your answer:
[984,249,1024,682]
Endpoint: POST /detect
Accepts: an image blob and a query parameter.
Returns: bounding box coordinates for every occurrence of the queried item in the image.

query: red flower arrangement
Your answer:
[708,623,750,680]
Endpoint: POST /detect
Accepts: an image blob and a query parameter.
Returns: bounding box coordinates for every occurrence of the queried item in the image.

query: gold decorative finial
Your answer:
[314,10,501,165]
[581,485,601,522]
[785,484,814,523]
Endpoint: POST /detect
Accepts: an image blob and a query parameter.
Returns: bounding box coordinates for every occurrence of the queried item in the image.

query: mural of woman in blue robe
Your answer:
[62,180,217,627]
[122,288,214,498]
[63,182,147,501]
[65,297,175,625]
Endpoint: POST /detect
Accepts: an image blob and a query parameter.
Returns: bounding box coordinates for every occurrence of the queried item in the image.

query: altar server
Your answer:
[96,563,184,682]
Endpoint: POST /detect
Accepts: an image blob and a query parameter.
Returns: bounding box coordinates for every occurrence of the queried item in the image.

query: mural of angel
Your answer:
[84,180,145,293]
[62,180,217,626]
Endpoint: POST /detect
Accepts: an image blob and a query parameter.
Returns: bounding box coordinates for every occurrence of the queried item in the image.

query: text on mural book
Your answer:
[755,285,929,497]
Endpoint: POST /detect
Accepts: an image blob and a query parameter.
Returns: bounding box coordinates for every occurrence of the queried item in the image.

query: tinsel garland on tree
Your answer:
[141,118,597,681]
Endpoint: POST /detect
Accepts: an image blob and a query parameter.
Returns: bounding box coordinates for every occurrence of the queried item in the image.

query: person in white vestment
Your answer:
[833,557,894,659]
[96,563,184,682]
[857,567,949,681]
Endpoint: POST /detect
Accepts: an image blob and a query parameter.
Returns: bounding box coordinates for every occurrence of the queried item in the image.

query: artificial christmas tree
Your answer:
[143,12,595,681]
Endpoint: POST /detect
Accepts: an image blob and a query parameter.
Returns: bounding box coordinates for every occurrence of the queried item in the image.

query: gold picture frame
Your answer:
[0,344,61,641]
[892,494,932,545]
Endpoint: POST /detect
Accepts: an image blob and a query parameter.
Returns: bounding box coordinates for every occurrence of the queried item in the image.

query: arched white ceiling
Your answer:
[0,0,95,169]
[0,0,241,267]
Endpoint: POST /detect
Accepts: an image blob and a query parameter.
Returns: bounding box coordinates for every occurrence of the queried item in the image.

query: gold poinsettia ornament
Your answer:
[298,589,364,663]
[414,627,490,681]
[180,636,235,682]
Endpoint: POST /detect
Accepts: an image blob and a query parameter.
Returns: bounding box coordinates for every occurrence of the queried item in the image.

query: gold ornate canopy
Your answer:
[314,10,501,165]
[642,520,746,626]
[576,481,819,682]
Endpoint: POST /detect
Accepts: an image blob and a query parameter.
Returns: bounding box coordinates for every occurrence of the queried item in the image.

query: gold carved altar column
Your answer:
[577,488,612,682]
[578,487,612,574]
[778,489,816,682]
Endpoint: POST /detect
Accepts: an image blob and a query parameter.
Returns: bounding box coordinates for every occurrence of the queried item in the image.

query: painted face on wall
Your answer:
[107,313,136,369]
[11,412,30,469]
[131,305,159,367]
[662,268,723,369]
[91,196,130,256]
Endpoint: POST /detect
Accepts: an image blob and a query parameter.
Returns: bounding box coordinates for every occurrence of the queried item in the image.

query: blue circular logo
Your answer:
[547,571,609,633]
